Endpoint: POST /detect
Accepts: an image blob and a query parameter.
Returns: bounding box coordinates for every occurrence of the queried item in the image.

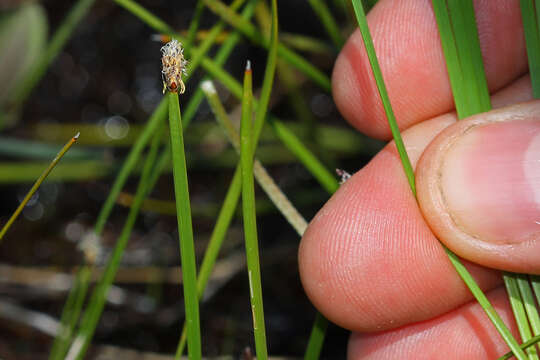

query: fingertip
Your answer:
[332,0,525,139]
[298,116,500,332]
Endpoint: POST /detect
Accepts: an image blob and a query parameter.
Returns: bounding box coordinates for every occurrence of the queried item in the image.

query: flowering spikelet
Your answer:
[161,39,188,94]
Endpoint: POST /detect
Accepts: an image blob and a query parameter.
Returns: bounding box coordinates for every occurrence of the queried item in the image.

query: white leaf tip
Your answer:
[201,80,216,94]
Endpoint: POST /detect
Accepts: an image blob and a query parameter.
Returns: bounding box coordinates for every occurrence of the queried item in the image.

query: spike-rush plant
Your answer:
[0,0,537,358]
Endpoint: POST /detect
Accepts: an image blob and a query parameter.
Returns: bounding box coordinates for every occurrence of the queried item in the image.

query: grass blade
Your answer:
[185,0,206,51]
[55,0,252,354]
[48,266,91,360]
[201,0,331,91]
[351,1,527,358]
[350,0,415,195]
[64,123,164,360]
[167,91,202,360]
[202,80,336,358]
[504,273,538,359]
[445,0,491,113]
[308,0,345,49]
[304,312,329,360]
[94,99,167,236]
[269,118,339,194]
[500,335,540,360]
[520,0,540,98]
[182,0,258,123]
[0,132,79,243]
[253,0,278,141]
[175,166,243,358]
[241,60,268,360]
[202,80,308,242]
[517,274,540,355]
[114,0,330,92]
[430,0,468,118]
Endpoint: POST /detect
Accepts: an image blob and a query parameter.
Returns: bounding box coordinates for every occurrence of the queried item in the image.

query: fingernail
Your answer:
[440,120,540,244]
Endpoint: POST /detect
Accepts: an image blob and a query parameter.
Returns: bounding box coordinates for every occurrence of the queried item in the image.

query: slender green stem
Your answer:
[0,133,79,243]
[445,0,491,114]
[308,0,345,49]
[167,92,201,360]
[66,124,164,360]
[269,118,339,194]
[253,0,278,142]
[530,275,540,309]
[431,0,468,119]
[304,312,329,360]
[520,0,540,97]
[175,165,243,358]
[49,266,91,360]
[185,0,206,52]
[350,0,415,195]
[352,1,526,358]
[115,0,330,91]
[497,335,540,360]
[8,0,96,113]
[442,250,526,360]
[56,0,251,347]
[432,0,491,117]
[192,51,340,198]
[241,61,268,360]
[94,99,167,236]
[183,0,258,123]
[504,273,538,360]
[516,274,540,338]
[201,0,330,91]
[184,0,247,80]
[280,32,335,55]
[202,80,308,234]
[500,335,540,360]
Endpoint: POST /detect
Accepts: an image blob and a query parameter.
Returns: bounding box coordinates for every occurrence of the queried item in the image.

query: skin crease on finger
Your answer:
[298,76,534,333]
[347,287,520,359]
[332,0,526,140]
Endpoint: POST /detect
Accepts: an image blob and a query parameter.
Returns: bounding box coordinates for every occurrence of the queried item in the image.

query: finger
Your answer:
[347,287,519,360]
[299,77,532,332]
[417,101,540,273]
[332,0,526,140]
[299,113,499,332]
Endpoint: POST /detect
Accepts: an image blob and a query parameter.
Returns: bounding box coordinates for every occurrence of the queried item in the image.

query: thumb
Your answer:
[417,101,540,273]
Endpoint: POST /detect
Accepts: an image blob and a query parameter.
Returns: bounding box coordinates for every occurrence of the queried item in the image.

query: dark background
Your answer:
[0,0,379,358]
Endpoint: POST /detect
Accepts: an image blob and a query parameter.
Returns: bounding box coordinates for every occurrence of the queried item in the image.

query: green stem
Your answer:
[308,0,345,48]
[520,0,540,97]
[350,0,415,195]
[499,335,540,360]
[304,312,329,360]
[503,273,538,360]
[66,123,164,360]
[48,267,91,360]
[241,61,268,360]
[0,133,79,243]
[167,92,201,360]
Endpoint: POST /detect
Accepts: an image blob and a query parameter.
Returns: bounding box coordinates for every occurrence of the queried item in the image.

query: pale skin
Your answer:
[298,0,540,358]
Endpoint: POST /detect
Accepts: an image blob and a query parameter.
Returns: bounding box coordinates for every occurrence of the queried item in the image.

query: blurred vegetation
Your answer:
[0,0,382,359]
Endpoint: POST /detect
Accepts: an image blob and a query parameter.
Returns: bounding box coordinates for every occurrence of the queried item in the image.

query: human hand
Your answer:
[298,0,539,358]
